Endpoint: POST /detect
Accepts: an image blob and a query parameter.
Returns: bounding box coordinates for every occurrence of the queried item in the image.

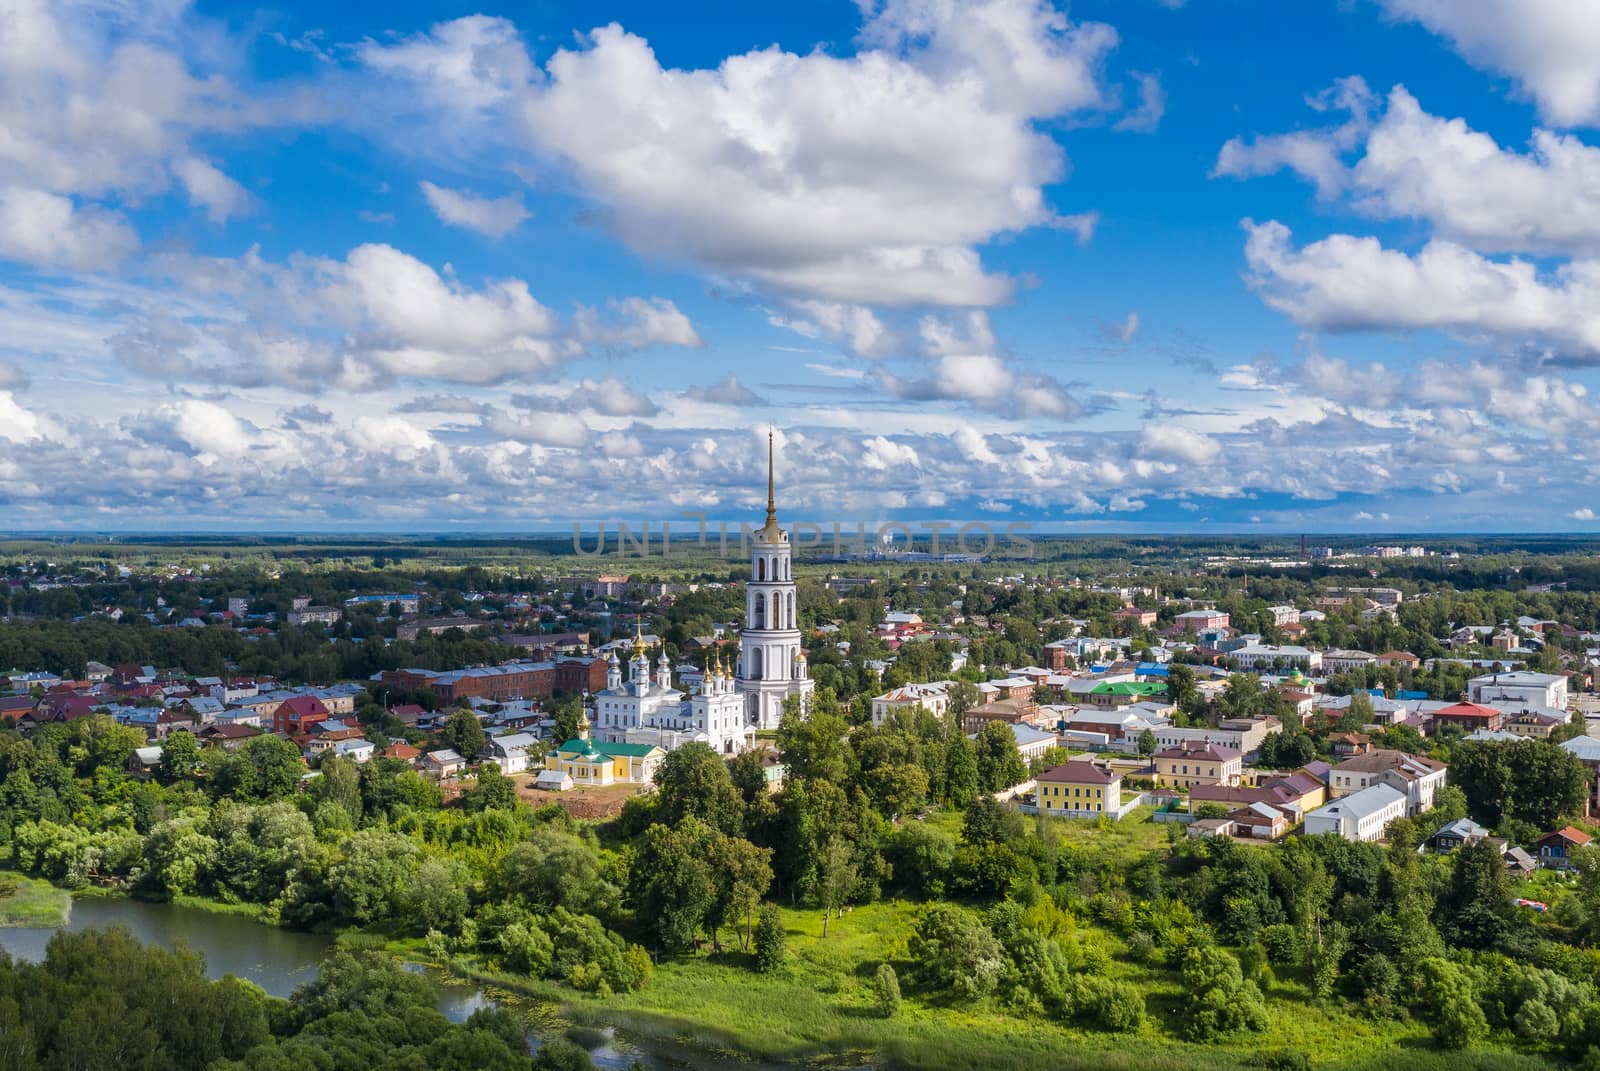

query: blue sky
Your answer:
[3,0,1600,533]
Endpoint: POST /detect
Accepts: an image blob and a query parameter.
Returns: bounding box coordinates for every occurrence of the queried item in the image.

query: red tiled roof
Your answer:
[1433,702,1500,720]
[278,695,329,717]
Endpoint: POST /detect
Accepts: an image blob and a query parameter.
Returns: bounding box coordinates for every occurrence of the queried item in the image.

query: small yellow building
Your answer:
[545,733,663,787]
[1037,760,1123,817]
[1154,740,1243,789]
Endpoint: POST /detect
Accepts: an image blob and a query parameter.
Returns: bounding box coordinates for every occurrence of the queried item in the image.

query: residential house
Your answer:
[127,745,164,779]
[1321,650,1376,675]
[1303,783,1408,841]
[1229,644,1322,672]
[1535,827,1593,871]
[1229,802,1290,840]
[1112,607,1157,628]
[870,681,955,726]
[1503,708,1568,740]
[1037,760,1123,818]
[382,741,422,764]
[1328,749,1446,816]
[480,732,540,774]
[1373,651,1421,670]
[331,738,376,764]
[1188,767,1326,821]
[1329,732,1372,759]
[1427,817,1490,853]
[423,749,467,778]
[1155,740,1243,790]
[272,695,330,736]
[198,724,262,751]
[962,698,1036,735]
[1086,680,1167,710]
[1154,718,1279,761]
[1174,609,1230,632]
[1431,701,1504,733]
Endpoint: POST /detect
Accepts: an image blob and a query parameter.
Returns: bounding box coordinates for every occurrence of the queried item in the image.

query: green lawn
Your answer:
[453,898,1553,1071]
[0,872,70,928]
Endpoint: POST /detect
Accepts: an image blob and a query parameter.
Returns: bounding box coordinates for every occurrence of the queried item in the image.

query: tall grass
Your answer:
[0,872,70,928]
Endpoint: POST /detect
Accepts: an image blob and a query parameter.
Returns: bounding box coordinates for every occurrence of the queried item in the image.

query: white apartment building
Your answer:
[1229,644,1322,672]
[1468,671,1568,710]
[1304,783,1408,842]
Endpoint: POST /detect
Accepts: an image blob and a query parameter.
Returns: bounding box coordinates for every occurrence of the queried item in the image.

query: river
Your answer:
[0,895,744,1071]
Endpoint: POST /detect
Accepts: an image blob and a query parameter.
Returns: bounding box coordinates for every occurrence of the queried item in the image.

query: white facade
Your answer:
[594,639,755,756]
[1304,783,1407,841]
[736,434,815,730]
[1327,750,1446,816]
[1468,671,1568,710]
[871,681,954,726]
[1268,605,1300,626]
[1154,720,1279,759]
[1321,650,1376,674]
[481,731,540,774]
[1229,644,1322,671]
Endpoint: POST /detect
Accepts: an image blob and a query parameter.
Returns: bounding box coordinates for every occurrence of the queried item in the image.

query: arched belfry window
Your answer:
[757,558,766,581]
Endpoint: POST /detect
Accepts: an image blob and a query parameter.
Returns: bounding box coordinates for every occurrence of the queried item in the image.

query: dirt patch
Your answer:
[513,773,648,819]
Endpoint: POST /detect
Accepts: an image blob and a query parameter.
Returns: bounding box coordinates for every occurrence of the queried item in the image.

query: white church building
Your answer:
[592,632,754,755]
[590,432,813,751]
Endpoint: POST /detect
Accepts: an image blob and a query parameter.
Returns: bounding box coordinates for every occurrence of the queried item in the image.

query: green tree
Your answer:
[440,707,485,760]
[944,733,979,806]
[629,818,719,952]
[1137,728,1157,758]
[973,721,1027,793]
[159,731,200,783]
[872,962,902,1018]
[777,698,848,784]
[654,741,745,835]
[461,763,519,812]
[753,904,786,973]
[1414,957,1487,1050]
[214,735,304,801]
[549,693,584,744]
[310,753,363,824]
[817,835,857,937]
[907,902,1005,1000]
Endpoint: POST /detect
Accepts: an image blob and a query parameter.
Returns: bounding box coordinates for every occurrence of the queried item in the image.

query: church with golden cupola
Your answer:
[591,622,755,755]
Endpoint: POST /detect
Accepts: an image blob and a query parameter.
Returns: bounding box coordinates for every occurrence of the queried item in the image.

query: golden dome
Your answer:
[631,620,648,658]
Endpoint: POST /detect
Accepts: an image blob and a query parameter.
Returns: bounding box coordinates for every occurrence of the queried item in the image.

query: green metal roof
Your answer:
[1089,681,1168,696]
[554,737,661,757]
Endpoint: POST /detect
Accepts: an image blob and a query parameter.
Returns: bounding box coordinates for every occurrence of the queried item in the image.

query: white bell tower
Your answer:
[736,431,814,729]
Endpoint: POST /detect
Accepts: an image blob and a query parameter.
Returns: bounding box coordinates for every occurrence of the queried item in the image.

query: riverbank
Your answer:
[4,876,1559,1071]
[419,899,1553,1071]
[0,873,70,928]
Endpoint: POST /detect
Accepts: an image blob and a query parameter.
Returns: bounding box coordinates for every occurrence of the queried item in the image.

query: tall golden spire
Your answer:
[758,428,785,540]
[765,428,777,528]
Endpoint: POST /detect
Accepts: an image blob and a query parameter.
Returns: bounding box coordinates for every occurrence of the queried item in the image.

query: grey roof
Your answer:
[1309,782,1406,822]
[1434,817,1489,840]
[1561,736,1600,762]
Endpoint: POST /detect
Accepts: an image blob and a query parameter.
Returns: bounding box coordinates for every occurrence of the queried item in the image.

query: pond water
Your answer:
[0,894,802,1070]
